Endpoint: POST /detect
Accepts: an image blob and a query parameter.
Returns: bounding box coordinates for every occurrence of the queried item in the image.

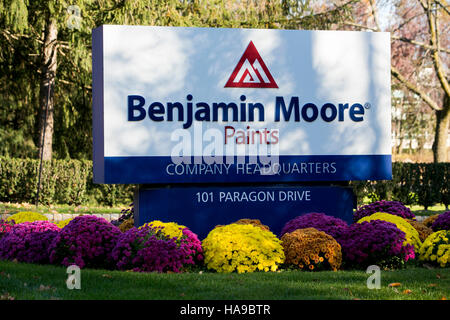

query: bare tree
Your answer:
[338,0,449,162]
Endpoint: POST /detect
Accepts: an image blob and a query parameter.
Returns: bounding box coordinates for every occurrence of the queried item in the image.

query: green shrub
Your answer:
[437,163,449,210]
[412,164,441,210]
[391,163,416,205]
[0,157,447,207]
[351,162,449,208]
[0,157,134,206]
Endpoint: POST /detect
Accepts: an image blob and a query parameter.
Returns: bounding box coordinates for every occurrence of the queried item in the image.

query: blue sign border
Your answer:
[95,154,391,184]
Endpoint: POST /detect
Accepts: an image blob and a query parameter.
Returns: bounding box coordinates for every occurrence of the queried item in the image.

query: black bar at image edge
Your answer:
[1,300,447,318]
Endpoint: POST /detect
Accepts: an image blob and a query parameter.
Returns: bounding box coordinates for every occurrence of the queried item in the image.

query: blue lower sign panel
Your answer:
[135,185,356,240]
[101,155,391,184]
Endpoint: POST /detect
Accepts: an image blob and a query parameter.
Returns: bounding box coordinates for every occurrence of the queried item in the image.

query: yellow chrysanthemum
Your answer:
[419,230,450,268]
[55,218,73,229]
[141,220,187,239]
[202,223,285,273]
[6,211,48,224]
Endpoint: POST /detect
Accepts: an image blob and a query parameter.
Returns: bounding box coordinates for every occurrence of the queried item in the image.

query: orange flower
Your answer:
[281,228,342,271]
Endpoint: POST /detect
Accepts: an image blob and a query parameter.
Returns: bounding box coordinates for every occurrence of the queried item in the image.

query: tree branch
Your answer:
[418,0,429,10]
[427,0,450,97]
[368,0,381,31]
[343,21,378,31]
[391,10,428,33]
[435,0,450,15]
[58,78,92,90]
[343,21,450,55]
[391,35,450,54]
[391,66,442,111]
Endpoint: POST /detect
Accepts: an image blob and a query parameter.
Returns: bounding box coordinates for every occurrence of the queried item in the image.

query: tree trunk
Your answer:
[432,94,449,163]
[38,17,58,160]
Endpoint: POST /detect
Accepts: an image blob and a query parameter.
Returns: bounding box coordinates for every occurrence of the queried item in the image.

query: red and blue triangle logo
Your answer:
[225,41,278,88]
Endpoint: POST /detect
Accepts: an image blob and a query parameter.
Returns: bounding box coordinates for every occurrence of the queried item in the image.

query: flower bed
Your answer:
[1,199,449,274]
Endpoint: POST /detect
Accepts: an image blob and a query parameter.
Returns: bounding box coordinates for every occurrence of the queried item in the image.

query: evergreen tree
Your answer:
[0,0,351,160]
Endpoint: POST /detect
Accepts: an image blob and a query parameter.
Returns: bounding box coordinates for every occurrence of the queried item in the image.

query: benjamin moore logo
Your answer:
[225,41,278,88]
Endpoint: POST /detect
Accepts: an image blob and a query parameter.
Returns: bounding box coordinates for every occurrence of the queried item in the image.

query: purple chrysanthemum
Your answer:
[0,221,60,264]
[0,219,15,239]
[112,225,202,273]
[48,215,121,269]
[353,200,415,222]
[336,220,415,268]
[281,212,348,239]
[431,211,450,231]
[181,228,204,263]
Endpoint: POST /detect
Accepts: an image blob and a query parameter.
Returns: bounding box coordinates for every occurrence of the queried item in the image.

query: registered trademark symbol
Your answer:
[364,103,371,109]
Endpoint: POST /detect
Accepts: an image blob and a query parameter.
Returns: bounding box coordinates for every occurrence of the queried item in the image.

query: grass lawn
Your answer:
[0,261,448,300]
[0,202,125,216]
[408,204,448,216]
[0,202,447,219]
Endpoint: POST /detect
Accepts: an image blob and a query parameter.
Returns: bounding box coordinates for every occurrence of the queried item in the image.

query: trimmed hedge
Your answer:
[0,157,448,208]
[350,163,449,209]
[0,157,134,206]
